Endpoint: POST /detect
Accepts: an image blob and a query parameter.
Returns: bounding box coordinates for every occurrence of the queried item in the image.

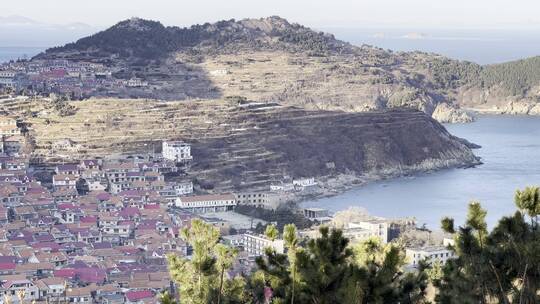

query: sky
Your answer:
[4,0,540,29]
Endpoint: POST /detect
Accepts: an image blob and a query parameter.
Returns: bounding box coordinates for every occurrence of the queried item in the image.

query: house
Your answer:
[292,177,317,190]
[55,164,79,176]
[125,290,155,304]
[406,246,455,268]
[52,174,78,190]
[174,194,236,213]
[221,234,244,248]
[269,182,294,192]
[87,179,108,192]
[80,159,101,170]
[347,219,390,244]
[12,206,37,221]
[35,277,66,302]
[0,116,21,136]
[303,208,331,222]
[235,192,288,210]
[174,181,193,196]
[2,135,25,155]
[0,263,16,275]
[243,233,285,256]
[0,278,40,303]
[66,286,93,304]
[162,141,192,162]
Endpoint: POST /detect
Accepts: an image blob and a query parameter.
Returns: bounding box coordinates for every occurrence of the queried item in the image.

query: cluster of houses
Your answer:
[0,117,455,303]
[0,116,26,157]
[0,59,148,98]
[0,136,315,303]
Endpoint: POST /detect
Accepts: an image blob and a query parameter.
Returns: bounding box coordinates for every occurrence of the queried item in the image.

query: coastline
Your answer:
[291,155,483,208]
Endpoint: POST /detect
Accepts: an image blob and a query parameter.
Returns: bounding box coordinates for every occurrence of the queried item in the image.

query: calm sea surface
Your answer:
[322,28,540,64]
[0,46,44,63]
[303,115,540,229]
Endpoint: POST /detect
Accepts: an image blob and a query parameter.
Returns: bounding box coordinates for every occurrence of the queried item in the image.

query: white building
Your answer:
[243,233,285,256]
[0,71,16,78]
[175,194,236,213]
[303,208,332,222]
[406,246,455,268]
[269,182,294,192]
[52,174,78,190]
[162,141,192,162]
[348,219,390,244]
[222,234,245,248]
[174,181,194,196]
[0,279,40,303]
[292,177,317,190]
[235,192,290,210]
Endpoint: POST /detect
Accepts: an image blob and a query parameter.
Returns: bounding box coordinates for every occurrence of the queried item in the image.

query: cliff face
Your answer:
[5,98,478,191]
[190,106,478,190]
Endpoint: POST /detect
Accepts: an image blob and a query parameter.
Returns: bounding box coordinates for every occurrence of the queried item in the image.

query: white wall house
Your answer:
[175,194,236,213]
[270,183,294,192]
[243,233,285,256]
[174,181,194,196]
[406,246,455,268]
[52,174,78,190]
[348,219,390,244]
[162,141,192,162]
[292,177,317,189]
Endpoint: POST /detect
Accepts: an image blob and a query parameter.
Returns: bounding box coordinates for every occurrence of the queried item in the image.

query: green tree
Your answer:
[167,219,247,304]
[215,244,237,304]
[515,186,540,226]
[283,224,300,304]
[436,190,540,304]
[265,224,279,241]
[353,238,428,304]
[159,291,178,304]
[294,227,365,304]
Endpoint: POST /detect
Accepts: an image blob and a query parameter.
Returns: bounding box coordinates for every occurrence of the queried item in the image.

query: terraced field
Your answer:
[0,97,478,191]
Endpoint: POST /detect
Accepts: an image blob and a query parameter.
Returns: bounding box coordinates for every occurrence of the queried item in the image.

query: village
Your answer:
[0,59,149,99]
[0,114,455,304]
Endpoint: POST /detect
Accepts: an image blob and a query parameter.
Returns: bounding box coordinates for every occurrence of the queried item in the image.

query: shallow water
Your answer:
[303,115,540,229]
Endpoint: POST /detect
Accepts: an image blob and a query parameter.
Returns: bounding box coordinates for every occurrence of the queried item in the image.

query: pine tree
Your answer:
[166,219,247,304]
[436,190,540,304]
[283,224,300,304]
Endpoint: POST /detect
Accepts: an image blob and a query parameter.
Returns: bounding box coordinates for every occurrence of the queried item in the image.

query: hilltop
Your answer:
[35,16,540,122]
[40,16,351,60]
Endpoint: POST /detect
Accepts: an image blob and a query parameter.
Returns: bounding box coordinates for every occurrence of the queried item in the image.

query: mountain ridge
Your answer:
[35,16,540,121]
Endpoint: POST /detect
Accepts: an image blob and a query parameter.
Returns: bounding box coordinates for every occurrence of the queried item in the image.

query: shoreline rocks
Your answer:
[432,103,475,123]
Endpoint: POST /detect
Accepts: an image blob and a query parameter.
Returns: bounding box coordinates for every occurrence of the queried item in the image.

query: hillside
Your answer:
[1,97,478,192]
[35,17,540,121]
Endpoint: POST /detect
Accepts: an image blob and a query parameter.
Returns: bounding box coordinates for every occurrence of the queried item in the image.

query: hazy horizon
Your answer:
[3,0,540,29]
[3,0,540,64]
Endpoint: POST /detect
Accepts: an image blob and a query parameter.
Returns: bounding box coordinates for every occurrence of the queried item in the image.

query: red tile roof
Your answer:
[125,290,154,301]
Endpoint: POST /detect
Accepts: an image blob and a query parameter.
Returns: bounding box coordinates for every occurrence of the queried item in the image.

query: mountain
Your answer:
[3,17,485,190]
[36,17,540,121]
[41,17,350,60]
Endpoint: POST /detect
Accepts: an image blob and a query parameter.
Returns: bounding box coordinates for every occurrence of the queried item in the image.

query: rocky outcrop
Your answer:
[431,103,474,123]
